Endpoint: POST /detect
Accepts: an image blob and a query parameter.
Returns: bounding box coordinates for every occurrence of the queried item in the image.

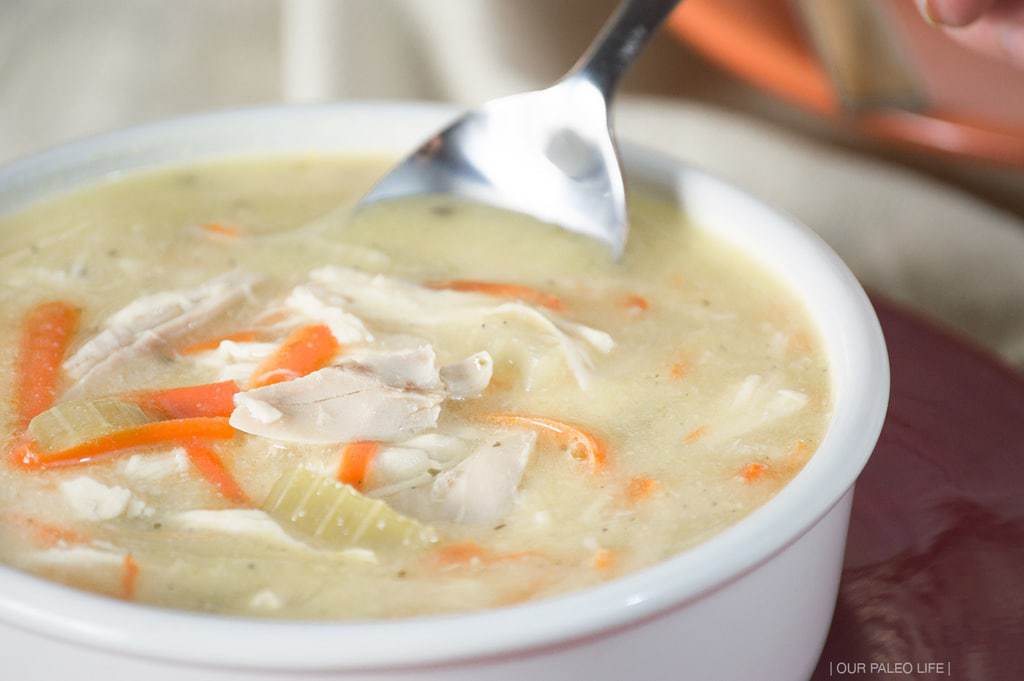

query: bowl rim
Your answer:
[0,101,889,671]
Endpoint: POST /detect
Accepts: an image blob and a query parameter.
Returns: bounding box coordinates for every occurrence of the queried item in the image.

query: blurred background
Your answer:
[2,0,1023,363]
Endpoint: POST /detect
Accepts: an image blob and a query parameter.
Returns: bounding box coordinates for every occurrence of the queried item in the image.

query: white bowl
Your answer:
[0,103,889,681]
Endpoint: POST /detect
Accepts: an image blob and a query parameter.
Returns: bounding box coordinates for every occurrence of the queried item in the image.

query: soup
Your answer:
[0,157,830,619]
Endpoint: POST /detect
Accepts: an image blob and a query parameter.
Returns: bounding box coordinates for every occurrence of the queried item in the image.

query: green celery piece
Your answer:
[262,468,436,552]
[28,397,152,452]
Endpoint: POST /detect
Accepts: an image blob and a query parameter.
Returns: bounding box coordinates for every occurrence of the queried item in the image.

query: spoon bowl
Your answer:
[356,0,682,258]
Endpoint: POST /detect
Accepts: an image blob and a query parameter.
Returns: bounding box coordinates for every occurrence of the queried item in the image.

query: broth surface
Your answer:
[0,157,830,618]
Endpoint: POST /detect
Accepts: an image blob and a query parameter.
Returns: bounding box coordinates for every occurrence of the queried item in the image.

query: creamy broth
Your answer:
[0,157,830,619]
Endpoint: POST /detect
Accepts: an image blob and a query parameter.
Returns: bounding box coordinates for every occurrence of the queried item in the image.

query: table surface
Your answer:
[811,295,1024,680]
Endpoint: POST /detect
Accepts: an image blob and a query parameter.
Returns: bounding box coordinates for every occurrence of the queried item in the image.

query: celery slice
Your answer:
[262,468,436,551]
[28,397,152,452]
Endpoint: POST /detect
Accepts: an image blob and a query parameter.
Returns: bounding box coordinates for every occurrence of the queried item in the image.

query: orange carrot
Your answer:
[427,280,564,311]
[433,541,490,565]
[337,441,380,490]
[184,440,249,504]
[592,548,615,571]
[625,476,659,504]
[14,301,80,426]
[14,417,235,469]
[741,442,813,483]
[788,440,811,462]
[120,554,139,600]
[683,425,708,444]
[134,380,240,419]
[249,324,340,388]
[432,541,537,567]
[670,360,689,380]
[778,440,813,475]
[622,294,649,312]
[788,331,813,355]
[200,222,242,238]
[740,462,768,482]
[5,514,89,548]
[488,414,607,472]
[179,331,259,355]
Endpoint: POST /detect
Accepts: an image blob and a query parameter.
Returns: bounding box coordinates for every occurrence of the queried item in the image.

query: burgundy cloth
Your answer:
[812,297,1024,680]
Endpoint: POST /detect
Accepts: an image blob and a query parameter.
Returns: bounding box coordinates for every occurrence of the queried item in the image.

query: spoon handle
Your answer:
[568,0,683,99]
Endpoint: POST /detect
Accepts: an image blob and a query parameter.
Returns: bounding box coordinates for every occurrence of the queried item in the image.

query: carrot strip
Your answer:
[179,331,259,355]
[134,381,240,419]
[788,331,813,355]
[669,360,689,380]
[432,541,537,567]
[487,414,607,472]
[683,425,708,444]
[740,462,768,482]
[5,514,89,548]
[777,440,813,477]
[337,441,380,490]
[184,440,249,504]
[787,440,811,463]
[120,554,139,600]
[427,280,564,311]
[200,222,242,238]
[592,548,616,571]
[625,476,659,504]
[14,301,80,426]
[622,294,649,312]
[15,417,234,469]
[433,541,490,565]
[249,324,340,388]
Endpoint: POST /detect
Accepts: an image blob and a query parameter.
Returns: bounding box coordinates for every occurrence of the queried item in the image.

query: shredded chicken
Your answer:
[168,509,309,549]
[284,282,373,344]
[63,271,262,397]
[440,351,493,399]
[59,477,149,521]
[337,342,442,391]
[307,266,612,388]
[382,430,536,524]
[230,367,444,444]
[705,374,810,444]
[193,340,277,383]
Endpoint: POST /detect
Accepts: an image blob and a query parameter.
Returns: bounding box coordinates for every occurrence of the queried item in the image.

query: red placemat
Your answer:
[812,296,1024,680]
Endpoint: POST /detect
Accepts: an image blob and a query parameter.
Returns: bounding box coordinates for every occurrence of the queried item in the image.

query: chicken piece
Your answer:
[63,271,262,397]
[337,342,443,391]
[192,340,277,384]
[28,546,125,568]
[230,367,444,444]
[383,430,536,524]
[59,477,150,521]
[705,374,810,444]
[359,431,477,497]
[168,509,308,548]
[308,266,612,388]
[440,351,493,399]
[398,432,472,466]
[119,448,189,481]
[284,282,372,344]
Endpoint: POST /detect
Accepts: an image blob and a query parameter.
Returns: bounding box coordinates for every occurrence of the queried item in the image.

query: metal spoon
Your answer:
[356,0,682,259]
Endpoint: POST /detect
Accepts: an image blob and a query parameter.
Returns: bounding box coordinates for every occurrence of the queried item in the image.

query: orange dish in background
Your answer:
[667,0,1024,167]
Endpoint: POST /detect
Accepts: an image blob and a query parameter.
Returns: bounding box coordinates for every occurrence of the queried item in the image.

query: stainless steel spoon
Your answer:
[356,0,682,259]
